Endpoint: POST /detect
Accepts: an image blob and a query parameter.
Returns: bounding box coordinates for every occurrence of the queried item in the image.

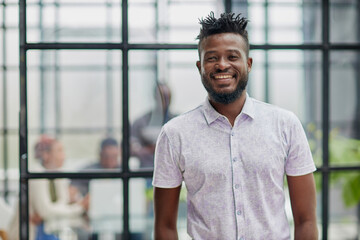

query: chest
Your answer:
[179,123,287,193]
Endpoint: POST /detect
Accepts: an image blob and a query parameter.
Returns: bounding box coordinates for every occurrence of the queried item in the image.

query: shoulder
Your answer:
[251,98,299,124]
[163,104,204,132]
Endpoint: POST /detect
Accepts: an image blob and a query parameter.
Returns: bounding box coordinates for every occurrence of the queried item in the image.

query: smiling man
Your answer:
[153,12,318,240]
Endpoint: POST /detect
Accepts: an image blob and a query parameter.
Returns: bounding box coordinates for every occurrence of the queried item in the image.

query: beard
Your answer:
[201,71,248,104]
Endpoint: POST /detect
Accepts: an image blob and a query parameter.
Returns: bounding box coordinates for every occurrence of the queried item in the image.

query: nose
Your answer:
[215,57,230,71]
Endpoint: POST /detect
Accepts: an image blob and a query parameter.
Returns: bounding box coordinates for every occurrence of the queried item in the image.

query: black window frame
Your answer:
[12,0,360,239]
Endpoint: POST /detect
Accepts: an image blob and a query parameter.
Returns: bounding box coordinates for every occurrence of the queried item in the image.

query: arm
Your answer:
[154,186,181,240]
[287,173,318,240]
[30,179,84,220]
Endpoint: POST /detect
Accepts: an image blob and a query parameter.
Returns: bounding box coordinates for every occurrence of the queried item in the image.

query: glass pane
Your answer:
[23,178,123,240]
[128,0,224,44]
[27,50,122,171]
[251,50,322,166]
[329,171,360,239]
[233,0,322,44]
[5,5,18,26]
[129,178,188,239]
[0,29,3,66]
[27,1,121,42]
[0,6,2,27]
[0,137,3,169]
[129,50,206,171]
[0,73,3,128]
[330,0,360,43]
[7,134,19,169]
[0,135,19,201]
[6,29,19,67]
[330,51,360,166]
[6,71,19,130]
[28,134,122,174]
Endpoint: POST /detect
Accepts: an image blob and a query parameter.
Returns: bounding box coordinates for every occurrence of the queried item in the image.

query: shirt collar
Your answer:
[203,93,256,125]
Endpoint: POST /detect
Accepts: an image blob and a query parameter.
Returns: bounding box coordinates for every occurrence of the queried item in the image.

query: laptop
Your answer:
[88,178,146,233]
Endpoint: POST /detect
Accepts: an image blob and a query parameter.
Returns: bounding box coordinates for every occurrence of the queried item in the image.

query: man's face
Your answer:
[196,33,252,104]
[100,145,120,169]
[43,141,65,169]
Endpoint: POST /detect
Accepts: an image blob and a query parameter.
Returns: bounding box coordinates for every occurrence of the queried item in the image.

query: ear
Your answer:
[247,57,253,73]
[196,61,201,73]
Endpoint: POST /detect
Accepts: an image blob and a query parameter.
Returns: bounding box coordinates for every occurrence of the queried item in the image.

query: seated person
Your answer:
[8,135,89,240]
[71,137,121,196]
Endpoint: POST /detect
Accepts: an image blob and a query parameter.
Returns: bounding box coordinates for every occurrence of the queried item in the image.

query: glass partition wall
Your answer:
[0,0,353,239]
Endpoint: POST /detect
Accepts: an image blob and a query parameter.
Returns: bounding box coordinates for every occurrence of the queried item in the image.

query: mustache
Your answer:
[214,69,232,73]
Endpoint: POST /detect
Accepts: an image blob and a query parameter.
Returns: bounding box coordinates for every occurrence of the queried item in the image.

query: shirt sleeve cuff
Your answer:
[286,164,317,176]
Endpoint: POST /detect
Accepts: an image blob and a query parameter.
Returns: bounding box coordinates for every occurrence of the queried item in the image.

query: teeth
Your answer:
[214,75,232,79]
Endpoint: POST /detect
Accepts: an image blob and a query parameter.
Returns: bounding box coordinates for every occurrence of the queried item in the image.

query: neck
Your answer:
[209,91,247,126]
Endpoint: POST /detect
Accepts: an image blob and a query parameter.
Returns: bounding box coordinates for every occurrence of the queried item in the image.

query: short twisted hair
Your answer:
[34,135,56,160]
[197,12,250,56]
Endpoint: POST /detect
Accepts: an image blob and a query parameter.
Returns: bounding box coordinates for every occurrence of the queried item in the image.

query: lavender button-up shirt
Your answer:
[153,94,316,240]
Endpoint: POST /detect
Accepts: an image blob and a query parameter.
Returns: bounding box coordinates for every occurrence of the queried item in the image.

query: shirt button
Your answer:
[233,157,237,162]
[239,237,245,240]
[234,184,240,189]
[231,131,234,136]
[236,210,241,215]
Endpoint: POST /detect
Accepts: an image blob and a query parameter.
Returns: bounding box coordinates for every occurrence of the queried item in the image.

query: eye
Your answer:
[229,55,239,60]
[206,56,217,62]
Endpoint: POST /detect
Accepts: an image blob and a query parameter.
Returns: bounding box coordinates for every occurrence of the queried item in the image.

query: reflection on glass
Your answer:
[27,1,121,42]
[129,179,188,239]
[129,50,205,171]
[329,172,360,239]
[330,51,360,166]
[330,0,360,43]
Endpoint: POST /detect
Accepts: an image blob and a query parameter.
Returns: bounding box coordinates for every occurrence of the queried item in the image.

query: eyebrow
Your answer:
[204,49,242,56]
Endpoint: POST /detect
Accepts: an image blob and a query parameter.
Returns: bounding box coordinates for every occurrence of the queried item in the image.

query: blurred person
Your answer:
[8,135,89,240]
[71,137,121,196]
[153,12,318,240]
[131,83,176,169]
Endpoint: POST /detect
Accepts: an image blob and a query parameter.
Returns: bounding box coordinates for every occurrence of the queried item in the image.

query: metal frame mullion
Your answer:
[321,0,330,239]
[25,42,360,51]
[122,0,130,238]
[224,0,231,13]
[22,170,153,179]
[19,0,30,239]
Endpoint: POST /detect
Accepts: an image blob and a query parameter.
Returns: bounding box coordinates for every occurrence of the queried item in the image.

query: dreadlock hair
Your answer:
[196,12,250,57]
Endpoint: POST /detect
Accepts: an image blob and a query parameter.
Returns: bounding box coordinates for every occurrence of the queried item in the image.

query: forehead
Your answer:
[199,33,247,55]
[102,145,119,152]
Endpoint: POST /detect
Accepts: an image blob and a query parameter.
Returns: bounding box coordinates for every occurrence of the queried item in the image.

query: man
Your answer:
[71,137,121,196]
[153,12,318,240]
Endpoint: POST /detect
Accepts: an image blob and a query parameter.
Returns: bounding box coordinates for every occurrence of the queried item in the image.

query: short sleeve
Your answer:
[152,127,183,188]
[285,113,317,176]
